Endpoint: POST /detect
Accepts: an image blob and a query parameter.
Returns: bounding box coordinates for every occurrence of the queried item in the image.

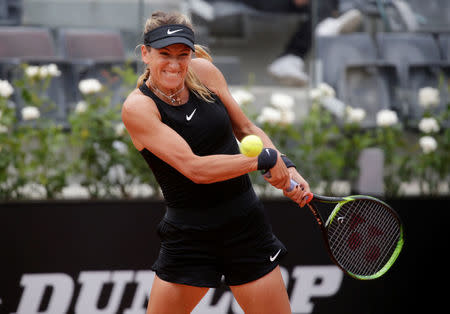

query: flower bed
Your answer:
[0,64,448,200]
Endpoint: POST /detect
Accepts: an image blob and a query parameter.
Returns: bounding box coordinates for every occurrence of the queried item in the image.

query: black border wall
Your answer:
[0,198,448,314]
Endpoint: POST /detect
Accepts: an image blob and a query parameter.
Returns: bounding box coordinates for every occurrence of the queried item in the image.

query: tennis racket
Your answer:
[266,175,404,280]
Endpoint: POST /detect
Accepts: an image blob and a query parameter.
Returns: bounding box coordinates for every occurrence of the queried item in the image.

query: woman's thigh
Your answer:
[230,266,291,314]
[146,275,209,314]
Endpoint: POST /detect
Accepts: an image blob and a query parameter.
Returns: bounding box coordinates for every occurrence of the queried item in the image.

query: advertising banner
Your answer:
[0,198,447,314]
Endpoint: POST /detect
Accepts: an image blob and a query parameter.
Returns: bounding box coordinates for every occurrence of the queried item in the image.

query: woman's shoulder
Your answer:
[191,56,214,67]
[122,88,158,117]
[191,57,227,94]
[190,57,217,78]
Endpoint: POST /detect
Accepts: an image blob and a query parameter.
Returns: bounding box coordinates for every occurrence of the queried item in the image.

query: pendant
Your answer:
[171,97,181,105]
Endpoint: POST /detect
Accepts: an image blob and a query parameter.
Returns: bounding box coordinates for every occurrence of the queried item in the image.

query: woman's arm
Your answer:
[121,92,258,184]
[190,58,311,204]
[190,58,292,190]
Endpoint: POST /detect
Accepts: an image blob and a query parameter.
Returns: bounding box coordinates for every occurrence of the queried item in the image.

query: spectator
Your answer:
[266,0,363,86]
[191,0,363,86]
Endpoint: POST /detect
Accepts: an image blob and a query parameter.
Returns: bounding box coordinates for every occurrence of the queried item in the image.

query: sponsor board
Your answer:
[10,266,342,314]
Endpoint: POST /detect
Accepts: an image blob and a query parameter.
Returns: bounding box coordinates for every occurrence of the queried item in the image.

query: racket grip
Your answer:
[263,171,298,192]
[263,171,313,203]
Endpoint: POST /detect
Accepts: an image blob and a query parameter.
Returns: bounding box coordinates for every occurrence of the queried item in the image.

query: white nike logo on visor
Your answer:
[186,108,197,121]
[167,29,183,35]
[270,249,282,262]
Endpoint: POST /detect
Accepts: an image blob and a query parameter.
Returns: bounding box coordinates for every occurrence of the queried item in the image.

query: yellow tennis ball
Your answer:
[240,135,263,157]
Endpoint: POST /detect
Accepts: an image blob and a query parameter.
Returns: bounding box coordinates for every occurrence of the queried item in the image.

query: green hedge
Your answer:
[0,63,448,200]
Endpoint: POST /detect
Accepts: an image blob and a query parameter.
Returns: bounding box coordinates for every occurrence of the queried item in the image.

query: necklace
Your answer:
[149,79,185,105]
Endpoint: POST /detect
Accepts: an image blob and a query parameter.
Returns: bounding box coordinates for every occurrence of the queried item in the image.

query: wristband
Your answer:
[280,154,296,168]
[257,148,278,171]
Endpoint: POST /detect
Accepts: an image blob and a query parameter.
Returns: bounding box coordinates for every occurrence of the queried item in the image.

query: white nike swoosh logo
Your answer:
[270,249,282,262]
[167,29,183,35]
[186,108,197,121]
[265,148,270,156]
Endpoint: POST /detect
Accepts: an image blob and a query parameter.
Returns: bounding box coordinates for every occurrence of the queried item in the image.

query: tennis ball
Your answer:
[240,135,263,157]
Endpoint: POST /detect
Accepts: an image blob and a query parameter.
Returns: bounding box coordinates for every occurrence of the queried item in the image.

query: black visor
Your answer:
[144,24,195,51]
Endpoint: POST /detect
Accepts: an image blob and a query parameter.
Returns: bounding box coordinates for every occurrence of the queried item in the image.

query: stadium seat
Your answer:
[376,32,446,123]
[316,33,397,127]
[438,33,450,61]
[316,33,378,89]
[212,56,242,85]
[57,28,137,105]
[343,64,398,128]
[375,33,441,76]
[0,0,23,26]
[189,0,306,40]
[0,26,73,122]
[58,28,126,60]
[0,26,55,59]
[406,0,450,33]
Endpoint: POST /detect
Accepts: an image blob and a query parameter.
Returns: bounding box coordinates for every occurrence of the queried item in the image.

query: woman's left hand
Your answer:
[263,154,291,190]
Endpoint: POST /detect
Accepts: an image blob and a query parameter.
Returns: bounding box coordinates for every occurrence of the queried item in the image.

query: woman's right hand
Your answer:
[283,167,311,207]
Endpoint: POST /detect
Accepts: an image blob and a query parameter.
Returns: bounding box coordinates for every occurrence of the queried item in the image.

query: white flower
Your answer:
[0,79,14,98]
[78,79,102,95]
[257,106,282,125]
[346,106,366,124]
[418,87,440,109]
[114,122,126,136]
[75,101,88,114]
[318,82,336,98]
[419,136,437,154]
[46,64,61,77]
[280,110,295,125]
[418,117,440,134]
[25,65,40,78]
[38,66,49,79]
[309,83,336,101]
[270,92,295,111]
[309,88,322,101]
[112,140,128,154]
[38,64,61,78]
[21,106,40,121]
[231,89,255,106]
[376,109,398,127]
[0,124,8,133]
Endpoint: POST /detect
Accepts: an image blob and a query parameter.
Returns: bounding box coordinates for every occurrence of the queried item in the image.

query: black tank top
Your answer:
[138,81,253,210]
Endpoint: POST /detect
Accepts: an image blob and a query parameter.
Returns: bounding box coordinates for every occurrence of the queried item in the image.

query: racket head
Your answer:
[311,194,404,280]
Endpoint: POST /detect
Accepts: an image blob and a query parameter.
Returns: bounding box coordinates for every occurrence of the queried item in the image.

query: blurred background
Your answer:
[0,0,449,200]
[0,1,449,313]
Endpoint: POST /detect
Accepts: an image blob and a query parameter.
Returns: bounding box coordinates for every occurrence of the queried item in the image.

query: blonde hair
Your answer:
[137,11,215,103]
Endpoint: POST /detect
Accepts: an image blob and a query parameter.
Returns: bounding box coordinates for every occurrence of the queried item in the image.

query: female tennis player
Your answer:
[122,11,310,314]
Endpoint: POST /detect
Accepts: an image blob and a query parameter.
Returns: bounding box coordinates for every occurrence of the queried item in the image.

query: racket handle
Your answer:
[263,171,313,203]
[263,171,299,192]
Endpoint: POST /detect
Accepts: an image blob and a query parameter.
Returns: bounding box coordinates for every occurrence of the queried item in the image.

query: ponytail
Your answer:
[136,66,150,88]
[186,44,215,103]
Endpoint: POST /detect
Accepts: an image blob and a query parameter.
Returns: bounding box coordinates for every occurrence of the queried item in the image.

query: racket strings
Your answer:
[329,200,369,271]
[327,199,400,277]
[361,202,400,275]
[340,201,399,276]
[330,201,395,276]
[335,201,399,276]
[351,202,398,276]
